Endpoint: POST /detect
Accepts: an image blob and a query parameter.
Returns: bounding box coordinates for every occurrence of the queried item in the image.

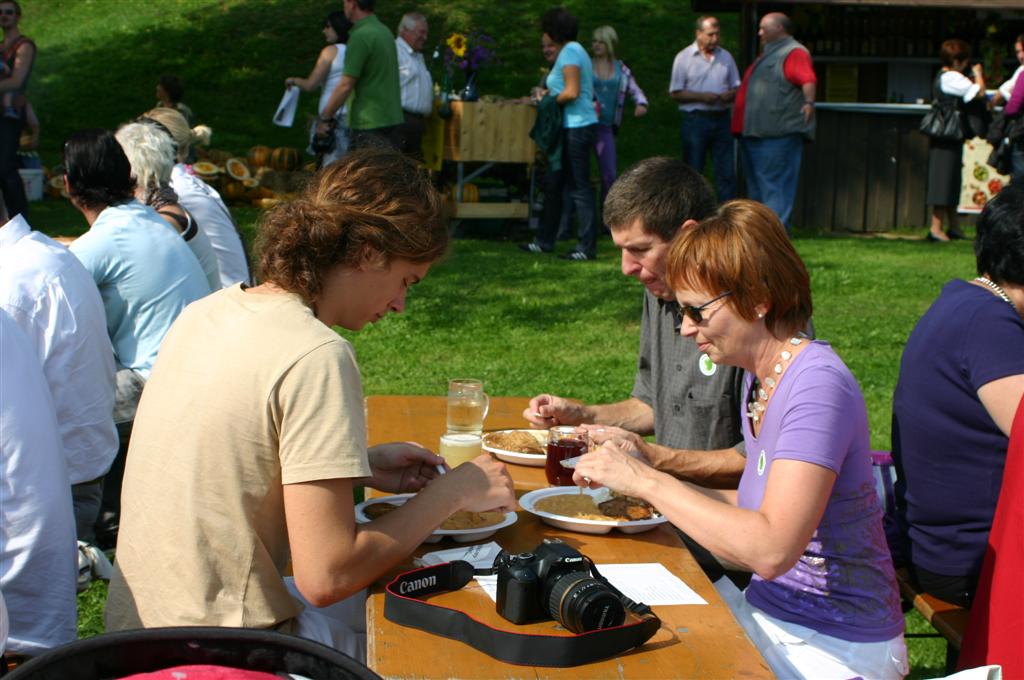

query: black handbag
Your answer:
[988,136,1015,176]
[919,99,964,142]
[311,129,337,155]
[987,111,1024,174]
[987,112,1024,146]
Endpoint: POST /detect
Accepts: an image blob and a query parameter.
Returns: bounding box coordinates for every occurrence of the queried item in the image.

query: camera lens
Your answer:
[546,573,625,633]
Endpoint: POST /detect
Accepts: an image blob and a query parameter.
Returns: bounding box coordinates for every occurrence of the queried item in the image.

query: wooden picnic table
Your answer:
[363,395,771,679]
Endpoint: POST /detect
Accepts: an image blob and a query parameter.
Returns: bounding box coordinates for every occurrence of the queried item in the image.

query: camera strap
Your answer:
[383,561,661,667]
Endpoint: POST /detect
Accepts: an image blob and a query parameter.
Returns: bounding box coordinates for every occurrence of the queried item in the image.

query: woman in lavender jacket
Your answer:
[590,25,647,209]
[573,201,907,680]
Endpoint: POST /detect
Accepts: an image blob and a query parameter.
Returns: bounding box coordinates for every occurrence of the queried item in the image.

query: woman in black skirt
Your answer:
[927,39,986,242]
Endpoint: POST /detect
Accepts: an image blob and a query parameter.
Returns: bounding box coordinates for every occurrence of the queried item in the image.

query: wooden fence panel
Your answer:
[864,116,902,231]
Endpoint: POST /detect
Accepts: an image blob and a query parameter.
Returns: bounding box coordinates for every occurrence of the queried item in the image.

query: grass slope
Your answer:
[26,0,731,171]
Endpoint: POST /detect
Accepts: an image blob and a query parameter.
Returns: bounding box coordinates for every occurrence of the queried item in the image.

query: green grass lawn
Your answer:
[26,0,735,183]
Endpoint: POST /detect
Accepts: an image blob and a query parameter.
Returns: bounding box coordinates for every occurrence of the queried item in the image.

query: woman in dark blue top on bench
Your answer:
[892,184,1024,607]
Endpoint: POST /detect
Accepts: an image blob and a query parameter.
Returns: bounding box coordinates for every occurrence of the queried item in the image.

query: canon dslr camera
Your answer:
[494,538,625,633]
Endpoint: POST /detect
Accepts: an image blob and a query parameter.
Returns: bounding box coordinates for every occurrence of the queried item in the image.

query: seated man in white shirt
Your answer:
[64,128,211,548]
[395,12,432,158]
[0,198,117,543]
[0,310,78,660]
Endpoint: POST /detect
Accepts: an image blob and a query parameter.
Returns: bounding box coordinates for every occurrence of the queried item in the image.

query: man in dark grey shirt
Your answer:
[524,157,746,488]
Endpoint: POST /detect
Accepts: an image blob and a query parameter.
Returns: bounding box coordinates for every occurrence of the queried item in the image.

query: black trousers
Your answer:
[396,111,426,160]
[349,125,400,152]
[912,563,977,608]
[0,117,27,218]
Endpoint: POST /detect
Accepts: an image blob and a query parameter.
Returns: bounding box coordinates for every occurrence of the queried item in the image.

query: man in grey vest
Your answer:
[731,12,816,230]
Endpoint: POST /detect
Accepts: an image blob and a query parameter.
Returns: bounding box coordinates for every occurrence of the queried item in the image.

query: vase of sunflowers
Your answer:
[444,31,496,103]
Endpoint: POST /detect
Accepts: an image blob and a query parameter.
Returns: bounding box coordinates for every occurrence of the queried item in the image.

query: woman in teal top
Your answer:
[519,8,599,261]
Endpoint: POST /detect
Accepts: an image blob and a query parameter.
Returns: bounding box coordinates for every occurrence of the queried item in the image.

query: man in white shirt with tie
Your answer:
[395,12,433,158]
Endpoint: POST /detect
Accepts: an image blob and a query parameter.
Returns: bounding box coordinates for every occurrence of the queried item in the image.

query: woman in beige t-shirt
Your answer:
[105,150,515,660]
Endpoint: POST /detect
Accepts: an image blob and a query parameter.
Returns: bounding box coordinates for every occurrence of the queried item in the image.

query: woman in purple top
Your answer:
[892,184,1024,607]
[1004,53,1024,184]
[573,200,906,679]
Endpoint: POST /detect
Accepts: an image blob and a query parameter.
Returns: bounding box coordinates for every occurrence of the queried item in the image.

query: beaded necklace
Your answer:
[975,277,1018,313]
[747,336,807,426]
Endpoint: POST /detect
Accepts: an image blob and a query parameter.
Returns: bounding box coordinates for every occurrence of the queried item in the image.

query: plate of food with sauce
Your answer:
[355,494,517,543]
[518,487,667,535]
[481,429,548,466]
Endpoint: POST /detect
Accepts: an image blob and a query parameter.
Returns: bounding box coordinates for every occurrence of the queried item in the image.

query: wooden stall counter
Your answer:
[444,100,537,165]
[423,101,536,221]
[363,395,772,679]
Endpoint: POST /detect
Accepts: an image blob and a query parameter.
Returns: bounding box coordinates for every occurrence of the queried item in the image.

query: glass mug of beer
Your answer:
[545,426,588,486]
[446,379,489,434]
[439,433,483,469]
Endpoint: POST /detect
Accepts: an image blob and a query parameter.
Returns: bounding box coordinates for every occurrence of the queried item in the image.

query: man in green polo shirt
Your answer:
[318,0,403,150]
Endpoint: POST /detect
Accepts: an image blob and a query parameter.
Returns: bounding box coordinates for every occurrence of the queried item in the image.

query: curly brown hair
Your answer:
[256,150,448,305]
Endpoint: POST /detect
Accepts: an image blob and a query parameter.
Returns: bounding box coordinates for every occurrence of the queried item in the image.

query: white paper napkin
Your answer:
[414,541,504,570]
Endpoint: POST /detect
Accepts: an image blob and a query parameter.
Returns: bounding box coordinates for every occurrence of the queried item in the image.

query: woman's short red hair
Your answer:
[666,200,812,338]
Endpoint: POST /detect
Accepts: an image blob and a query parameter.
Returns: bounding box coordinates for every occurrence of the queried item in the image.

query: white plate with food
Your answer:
[355,494,517,543]
[518,487,667,535]
[482,429,548,467]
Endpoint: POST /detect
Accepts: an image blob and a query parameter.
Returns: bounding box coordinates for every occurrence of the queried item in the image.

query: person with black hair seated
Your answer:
[65,128,210,548]
[893,183,1024,608]
[155,74,194,126]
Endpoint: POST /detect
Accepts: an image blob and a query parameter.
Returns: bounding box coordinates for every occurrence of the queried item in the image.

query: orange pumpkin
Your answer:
[221,181,248,203]
[225,158,251,181]
[253,197,282,210]
[192,161,220,177]
[247,145,273,169]
[201,148,233,165]
[46,175,65,199]
[461,183,480,203]
[242,178,261,198]
[270,147,301,171]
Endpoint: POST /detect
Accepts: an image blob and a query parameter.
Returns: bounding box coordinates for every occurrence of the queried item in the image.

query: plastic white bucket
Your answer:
[19,168,44,202]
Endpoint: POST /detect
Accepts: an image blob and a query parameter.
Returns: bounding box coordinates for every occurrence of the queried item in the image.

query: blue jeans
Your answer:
[681,111,736,201]
[740,134,804,229]
[538,124,597,257]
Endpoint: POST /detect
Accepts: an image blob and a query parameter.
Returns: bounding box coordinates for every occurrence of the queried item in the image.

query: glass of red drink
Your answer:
[545,426,588,486]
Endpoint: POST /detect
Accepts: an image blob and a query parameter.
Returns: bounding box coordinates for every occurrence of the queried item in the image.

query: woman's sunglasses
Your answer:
[680,291,733,324]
